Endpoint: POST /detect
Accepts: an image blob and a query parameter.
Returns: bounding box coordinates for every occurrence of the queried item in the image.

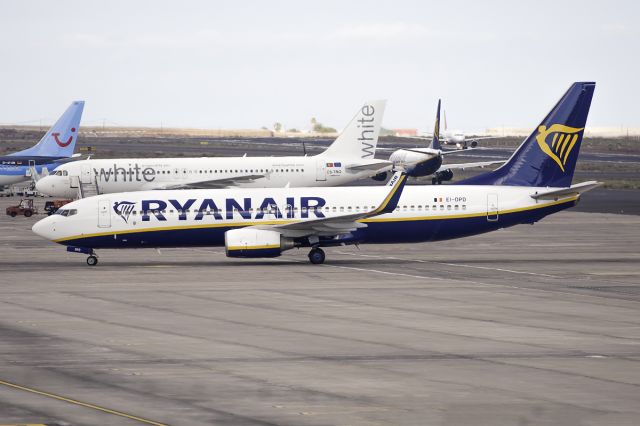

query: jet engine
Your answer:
[225,228,296,258]
[432,168,453,185]
[371,171,388,181]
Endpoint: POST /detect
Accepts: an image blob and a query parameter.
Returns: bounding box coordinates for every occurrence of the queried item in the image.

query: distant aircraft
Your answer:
[440,107,500,149]
[0,101,85,188]
[385,99,504,184]
[35,101,391,198]
[33,82,599,266]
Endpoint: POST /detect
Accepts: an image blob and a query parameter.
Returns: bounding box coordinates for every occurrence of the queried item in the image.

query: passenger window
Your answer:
[462,205,467,210]
[447,205,451,210]
[440,205,445,211]
[454,205,459,210]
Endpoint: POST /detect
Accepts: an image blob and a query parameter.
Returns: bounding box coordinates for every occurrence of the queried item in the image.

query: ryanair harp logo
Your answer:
[113,201,135,223]
[535,124,583,172]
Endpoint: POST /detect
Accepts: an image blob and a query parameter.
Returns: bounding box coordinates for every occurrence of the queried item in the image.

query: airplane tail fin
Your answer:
[320,100,386,160]
[428,99,441,150]
[458,82,595,187]
[11,101,85,158]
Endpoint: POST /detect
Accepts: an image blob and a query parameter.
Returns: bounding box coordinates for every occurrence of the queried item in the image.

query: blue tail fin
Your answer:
[428,99,441,150]
[10,101,85,158]
[458,82,595,187]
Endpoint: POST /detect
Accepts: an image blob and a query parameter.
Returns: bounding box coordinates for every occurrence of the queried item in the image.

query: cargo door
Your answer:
[316,159,327,181]
[487,193,498,222]
[98,199,111,228]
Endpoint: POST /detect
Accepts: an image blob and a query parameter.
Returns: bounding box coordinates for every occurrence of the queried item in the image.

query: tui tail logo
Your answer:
[535,124,583,172]
[113,201,135,223]
[52,127,76,147]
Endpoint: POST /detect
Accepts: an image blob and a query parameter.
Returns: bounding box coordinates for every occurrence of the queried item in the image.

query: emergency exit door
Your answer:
[316,159,327,181]
[487,193,499,222]
[98,199,111,228]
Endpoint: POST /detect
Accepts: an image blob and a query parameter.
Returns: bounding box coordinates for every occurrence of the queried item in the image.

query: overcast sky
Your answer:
[0,1,638,132]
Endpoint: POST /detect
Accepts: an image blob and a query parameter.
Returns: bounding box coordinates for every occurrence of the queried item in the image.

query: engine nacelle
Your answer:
[435,168,454,182]
[225,228,295,258]
[371,171,388,181]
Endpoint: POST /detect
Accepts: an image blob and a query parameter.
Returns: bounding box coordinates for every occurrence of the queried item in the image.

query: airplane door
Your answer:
[98,199,111,228]
[80,165,92,184]
[316,159,327,181]
[487,193,499,222]
[69,175,79,188]
[27,160,36,177]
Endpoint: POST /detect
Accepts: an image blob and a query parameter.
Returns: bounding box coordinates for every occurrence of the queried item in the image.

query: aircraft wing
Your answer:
[157,174,266,190]
[466,136,501,142]
[257,172,406,237]
[530,181,601,200]
[437,160,504,171]
[345,160,393,172]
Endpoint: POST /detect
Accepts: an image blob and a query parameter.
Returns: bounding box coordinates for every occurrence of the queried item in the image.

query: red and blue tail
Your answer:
[458,82,595,187]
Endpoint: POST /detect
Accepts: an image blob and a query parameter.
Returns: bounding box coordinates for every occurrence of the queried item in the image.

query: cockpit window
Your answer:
[55,209,77,217]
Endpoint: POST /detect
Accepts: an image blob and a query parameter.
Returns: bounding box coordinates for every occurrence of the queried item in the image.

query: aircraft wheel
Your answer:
[10,212,17,217]
[24,210,32,218]
[308,248,325,265]
[87,255,98,266]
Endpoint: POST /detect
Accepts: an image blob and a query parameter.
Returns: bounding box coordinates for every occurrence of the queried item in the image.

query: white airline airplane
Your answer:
[32,82,599,266]
[440,108,500,149]
[35,101,390,198]
[385,99,504,184]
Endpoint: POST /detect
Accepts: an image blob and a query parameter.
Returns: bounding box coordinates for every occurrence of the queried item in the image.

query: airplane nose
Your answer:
[32,216,55,241]
[34,178,48,194]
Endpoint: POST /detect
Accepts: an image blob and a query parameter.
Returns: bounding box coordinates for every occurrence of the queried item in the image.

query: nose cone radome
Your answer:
[35,176,54,196]
[32,216,55,241]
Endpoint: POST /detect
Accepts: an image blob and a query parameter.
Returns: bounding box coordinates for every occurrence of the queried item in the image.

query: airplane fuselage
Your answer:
[35,155,389,198]
[388,148,443,177]
[34,184,578,249]
[0,155,67,186]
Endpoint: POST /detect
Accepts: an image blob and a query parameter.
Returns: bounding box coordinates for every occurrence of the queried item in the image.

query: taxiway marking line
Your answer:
[0,379,166,426]
[335,251,559,278]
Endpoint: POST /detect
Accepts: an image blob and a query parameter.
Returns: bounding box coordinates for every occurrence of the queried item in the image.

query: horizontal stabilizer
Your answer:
[530,181,601,200]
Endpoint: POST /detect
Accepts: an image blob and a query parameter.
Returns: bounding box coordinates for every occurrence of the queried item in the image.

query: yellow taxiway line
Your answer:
[0,379,167,426]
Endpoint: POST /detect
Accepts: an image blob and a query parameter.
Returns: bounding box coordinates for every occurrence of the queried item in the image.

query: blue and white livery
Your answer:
[32,83,598,265]
[0,101,85,187]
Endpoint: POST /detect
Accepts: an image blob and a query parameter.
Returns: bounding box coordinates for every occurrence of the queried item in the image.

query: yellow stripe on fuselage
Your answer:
[53,196,578,243]
[227,244,280,251]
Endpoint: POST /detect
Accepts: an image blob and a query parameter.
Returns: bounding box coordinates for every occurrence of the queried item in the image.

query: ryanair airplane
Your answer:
[384,99,504,184]
[35,101,390,198]
[32,82,598,266]
[0,101,84,187]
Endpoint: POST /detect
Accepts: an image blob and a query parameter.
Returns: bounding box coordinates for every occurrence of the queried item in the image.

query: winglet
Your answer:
[371,172,407,215]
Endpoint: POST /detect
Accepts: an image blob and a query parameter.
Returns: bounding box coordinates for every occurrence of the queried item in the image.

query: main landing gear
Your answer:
[308,247,325,265]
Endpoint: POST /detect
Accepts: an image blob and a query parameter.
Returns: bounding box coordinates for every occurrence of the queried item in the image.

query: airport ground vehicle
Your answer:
[6,199,37,217]
[44,199,73,215]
